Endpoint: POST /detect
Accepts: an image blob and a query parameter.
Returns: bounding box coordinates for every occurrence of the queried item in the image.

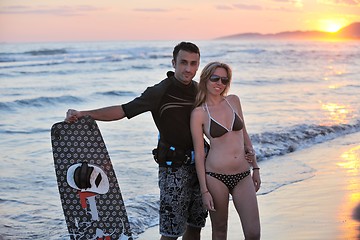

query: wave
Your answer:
[0,48,67,65]
[238,48,267,55]
[0,95,83,111]
[131,65,153,70]
[0,56,150,71]
[0,48,169,71]
[95,90,136,97]
[238,77,320,86]
[0,57,16,63]
[0,91,135,112]
[252,120,360,161]
[0,60,66,70]
[126,195,159,237]
[0,128,49,135]
[24,48,68,56]
[0,59,93,70]
[0,91,136,112]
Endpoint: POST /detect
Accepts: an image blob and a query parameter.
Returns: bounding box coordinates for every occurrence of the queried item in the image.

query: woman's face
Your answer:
[206,67,229,96]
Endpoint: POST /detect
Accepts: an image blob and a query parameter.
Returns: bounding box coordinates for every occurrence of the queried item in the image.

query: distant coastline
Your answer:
[216,22,360,40]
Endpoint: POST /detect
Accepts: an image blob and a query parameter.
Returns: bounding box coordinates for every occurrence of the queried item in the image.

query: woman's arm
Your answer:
[231,95,261,191]
[190,107,207,193]
[190,107,215,211]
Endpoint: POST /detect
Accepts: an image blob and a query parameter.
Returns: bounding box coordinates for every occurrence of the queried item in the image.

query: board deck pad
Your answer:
[51,116,133,240]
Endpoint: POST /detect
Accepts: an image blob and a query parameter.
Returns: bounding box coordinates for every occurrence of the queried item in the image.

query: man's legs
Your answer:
[160,236,177,240]
[158,166,189,239]
[159,225,201,240]
[158,166,206,240]
[182,225,201,240]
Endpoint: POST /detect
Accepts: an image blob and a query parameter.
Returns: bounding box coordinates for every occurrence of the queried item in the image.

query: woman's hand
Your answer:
[202,191,216,212]
[252,169,261,192]
[245,150,256,163]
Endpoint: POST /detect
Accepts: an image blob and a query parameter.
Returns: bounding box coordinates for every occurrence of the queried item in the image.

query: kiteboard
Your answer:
[51,115,133,240]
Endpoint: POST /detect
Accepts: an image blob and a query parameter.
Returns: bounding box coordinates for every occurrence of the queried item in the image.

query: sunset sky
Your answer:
[1,0,359,43]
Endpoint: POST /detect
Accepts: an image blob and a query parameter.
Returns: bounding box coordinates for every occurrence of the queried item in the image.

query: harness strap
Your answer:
[153,139,209,168]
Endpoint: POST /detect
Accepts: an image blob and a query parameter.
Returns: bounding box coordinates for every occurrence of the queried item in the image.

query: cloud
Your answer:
[231,2,301,11]
[268,0,304,8]
[318,0,360,5]
[0,5,102,16]
[271,0,295,2]
[215,5,234,10]
[132,8,169,12]
[233,4,263,10]
[230,3,300,12]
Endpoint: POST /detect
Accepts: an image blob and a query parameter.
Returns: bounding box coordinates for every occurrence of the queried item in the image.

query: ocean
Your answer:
[1,39,359,239]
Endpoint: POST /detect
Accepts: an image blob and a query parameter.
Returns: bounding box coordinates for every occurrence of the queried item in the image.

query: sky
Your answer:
[1,0,359,43]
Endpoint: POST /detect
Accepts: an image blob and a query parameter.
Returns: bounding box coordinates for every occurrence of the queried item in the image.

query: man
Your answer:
[65,42,207,240]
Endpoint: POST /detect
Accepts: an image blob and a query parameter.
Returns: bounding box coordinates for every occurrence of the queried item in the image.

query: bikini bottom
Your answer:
[205,170,250,191]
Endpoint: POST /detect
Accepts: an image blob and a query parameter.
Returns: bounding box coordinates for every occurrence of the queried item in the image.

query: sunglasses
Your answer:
[209,75,230,85]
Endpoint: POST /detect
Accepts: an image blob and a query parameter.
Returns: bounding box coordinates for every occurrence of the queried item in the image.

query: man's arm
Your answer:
[65,105,125,122]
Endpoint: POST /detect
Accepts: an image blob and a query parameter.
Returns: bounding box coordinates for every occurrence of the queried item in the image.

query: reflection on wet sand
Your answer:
[353,203,360,239]
[338,145,360,239]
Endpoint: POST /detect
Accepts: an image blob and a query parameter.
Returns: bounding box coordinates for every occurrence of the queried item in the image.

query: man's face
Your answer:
[172,50,200,85]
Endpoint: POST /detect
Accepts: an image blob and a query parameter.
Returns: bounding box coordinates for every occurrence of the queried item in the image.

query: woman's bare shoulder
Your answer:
[226,94,241,104]
[191,105,206,119]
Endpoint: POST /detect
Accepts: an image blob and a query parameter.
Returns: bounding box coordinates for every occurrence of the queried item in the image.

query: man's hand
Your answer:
[65,109,82,123]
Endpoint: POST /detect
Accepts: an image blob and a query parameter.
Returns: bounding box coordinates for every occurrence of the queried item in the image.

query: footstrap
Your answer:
[74,162,94,189]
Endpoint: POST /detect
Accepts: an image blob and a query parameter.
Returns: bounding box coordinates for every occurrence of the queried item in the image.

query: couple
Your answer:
[65,42,261,240]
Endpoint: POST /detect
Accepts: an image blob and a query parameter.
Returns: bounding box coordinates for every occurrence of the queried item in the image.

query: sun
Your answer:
[319,19,346,33]
[324,22,342,32]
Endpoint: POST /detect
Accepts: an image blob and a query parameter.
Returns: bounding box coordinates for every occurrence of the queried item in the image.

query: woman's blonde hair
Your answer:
[194,61,232,107]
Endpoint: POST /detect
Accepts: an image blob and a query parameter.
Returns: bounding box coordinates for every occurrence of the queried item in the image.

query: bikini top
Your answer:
[205,98,244,138]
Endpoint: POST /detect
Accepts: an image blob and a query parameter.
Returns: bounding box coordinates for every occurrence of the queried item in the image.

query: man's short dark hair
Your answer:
[173,42,200,61]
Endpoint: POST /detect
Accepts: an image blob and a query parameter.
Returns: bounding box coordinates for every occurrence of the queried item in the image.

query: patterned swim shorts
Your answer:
[158,165,208,237]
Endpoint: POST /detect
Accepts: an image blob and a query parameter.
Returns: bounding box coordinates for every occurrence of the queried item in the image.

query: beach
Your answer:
[1,40,359,239]
[138,131,360,240]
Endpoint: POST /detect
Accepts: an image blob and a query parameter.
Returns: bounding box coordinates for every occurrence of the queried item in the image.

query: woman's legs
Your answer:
[232,175,261,240]
[207,174,230,240]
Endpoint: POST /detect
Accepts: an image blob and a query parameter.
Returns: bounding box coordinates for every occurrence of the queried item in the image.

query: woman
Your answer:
[190,62,261,240]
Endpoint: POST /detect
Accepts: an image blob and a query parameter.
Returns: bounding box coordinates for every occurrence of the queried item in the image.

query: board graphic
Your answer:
[51,116,133,240]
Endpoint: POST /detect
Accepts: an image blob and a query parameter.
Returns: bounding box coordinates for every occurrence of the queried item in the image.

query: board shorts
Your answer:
[158,165,208,237]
